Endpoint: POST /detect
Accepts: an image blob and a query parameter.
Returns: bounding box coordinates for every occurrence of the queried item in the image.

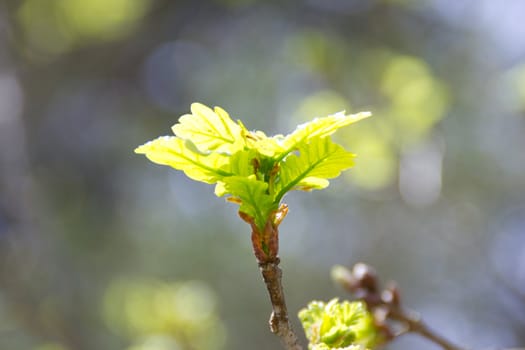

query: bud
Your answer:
[352,263,378,293]
[331,265,360,292]
[381,282,401,307]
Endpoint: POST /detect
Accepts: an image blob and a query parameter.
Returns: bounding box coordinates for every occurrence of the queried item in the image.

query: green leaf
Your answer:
[171,103,243,153]
[274,137,356,202]
[224,149,259,177]
[134,136,232,183]
[256,137,286,158]
[298,299,379,350]
[279,111,371,160]
[238,120,286,158]
[218,175,276,230]
[214,149,259,197]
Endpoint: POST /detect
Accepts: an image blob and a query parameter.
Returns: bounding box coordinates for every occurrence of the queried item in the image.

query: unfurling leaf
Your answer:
[218,175,276,231]
[299,299,381,350]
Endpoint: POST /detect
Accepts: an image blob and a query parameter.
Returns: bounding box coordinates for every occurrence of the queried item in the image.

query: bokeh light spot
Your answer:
[172,281,216,323]
[33,344,67,350]
[17,0,150,58]
[399,139,444,207]
[57,0,151,40]
[293,90,350,124]
[347,137,397,190]
[17,0,75,57]
[507,62,525,111]
[102,279,225,350]
[127,335,182,350]
[381,55,449,145]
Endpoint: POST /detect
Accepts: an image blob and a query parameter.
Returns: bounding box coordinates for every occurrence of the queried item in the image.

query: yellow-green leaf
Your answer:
[294,177,330,191]
[219,175,276,230]
[299,299,380,350]
[225,149,258,177]
[172,103,243,153]
[281,111,371,157]
[214,149,259,196]
[134,136,232,183]
[274,137,356,202]
[238,120,286,158]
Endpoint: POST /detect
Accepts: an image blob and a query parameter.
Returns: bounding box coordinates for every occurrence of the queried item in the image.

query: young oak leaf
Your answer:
[274,136,356,202]
[172,102,243,153]
[214,149,259,197]
[249,132,286,158]
[278,111,371,161]
[134,136,233,183]
[238,120,286,158]
[218,175,276,231]
[226,148,259,177]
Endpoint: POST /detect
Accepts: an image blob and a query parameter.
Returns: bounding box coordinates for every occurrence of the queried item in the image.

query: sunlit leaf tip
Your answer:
[281,111,371,153]
[134,135,232,183]
[171,102,243,153]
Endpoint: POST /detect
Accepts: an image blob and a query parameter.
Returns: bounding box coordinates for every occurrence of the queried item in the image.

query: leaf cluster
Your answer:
[135,103,370,231]
[298,299,381,350]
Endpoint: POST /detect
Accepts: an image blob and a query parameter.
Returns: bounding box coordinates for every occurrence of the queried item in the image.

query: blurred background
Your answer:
[0,0,524,349]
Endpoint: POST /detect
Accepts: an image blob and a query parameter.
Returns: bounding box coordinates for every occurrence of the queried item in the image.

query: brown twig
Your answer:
[389,307,464,350]
[333,263,466,350]
[259,259,303,350]
[240,206,304,350]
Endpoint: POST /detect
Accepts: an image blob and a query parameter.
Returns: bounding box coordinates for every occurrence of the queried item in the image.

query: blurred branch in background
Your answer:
[332,264,464,350]
[0,59,85,347]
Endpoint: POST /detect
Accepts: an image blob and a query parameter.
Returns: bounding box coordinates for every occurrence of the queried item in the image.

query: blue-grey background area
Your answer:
[0,1,524,349]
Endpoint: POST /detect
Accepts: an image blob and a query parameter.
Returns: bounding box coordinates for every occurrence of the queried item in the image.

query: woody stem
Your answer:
[259,258,303,350]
